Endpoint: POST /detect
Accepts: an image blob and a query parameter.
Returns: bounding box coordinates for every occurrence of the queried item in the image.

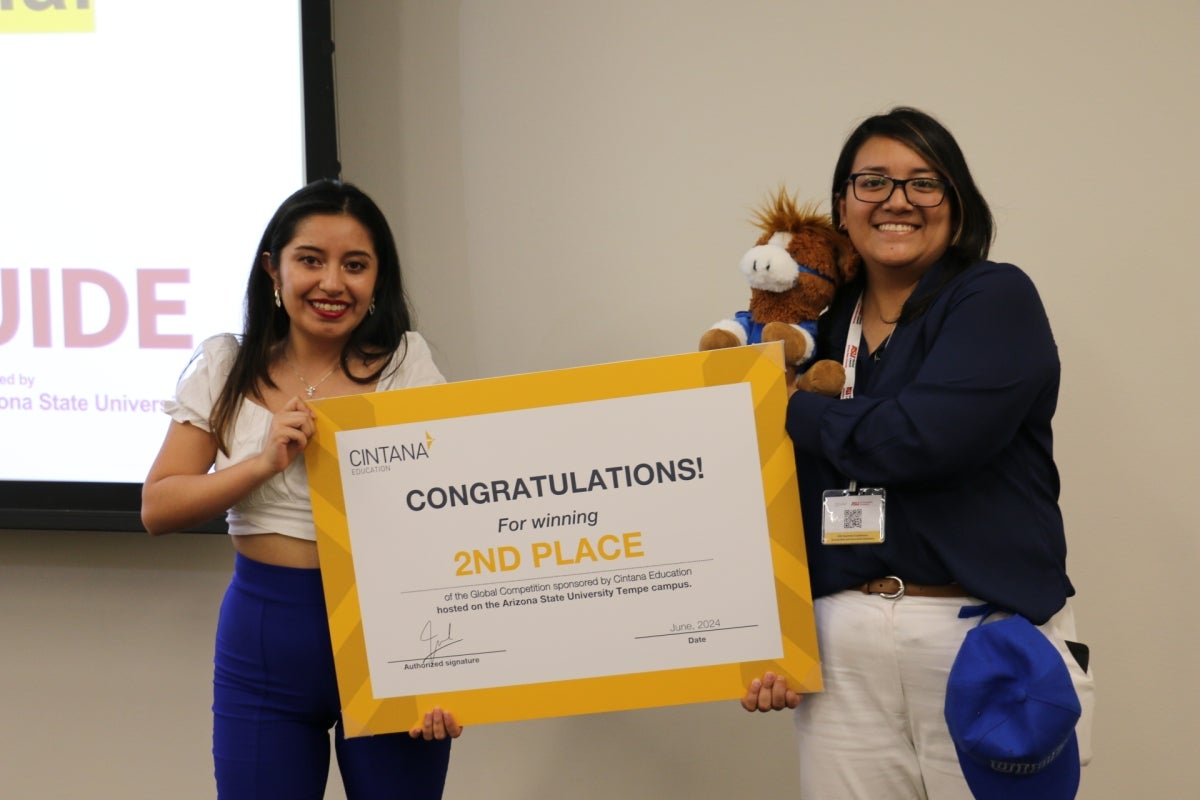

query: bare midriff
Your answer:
[232,532,320,569]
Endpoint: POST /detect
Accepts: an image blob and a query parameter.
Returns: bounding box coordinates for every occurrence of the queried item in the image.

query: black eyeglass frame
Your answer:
[846,173,949,208]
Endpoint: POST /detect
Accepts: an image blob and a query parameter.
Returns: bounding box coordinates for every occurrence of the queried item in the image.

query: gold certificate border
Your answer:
[306,342,820,736]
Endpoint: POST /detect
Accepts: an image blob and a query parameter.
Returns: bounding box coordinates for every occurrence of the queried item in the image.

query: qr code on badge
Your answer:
[843,508,863,529]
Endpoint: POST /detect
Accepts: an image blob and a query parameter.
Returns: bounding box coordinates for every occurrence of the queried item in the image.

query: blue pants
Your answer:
[213,554,451,799]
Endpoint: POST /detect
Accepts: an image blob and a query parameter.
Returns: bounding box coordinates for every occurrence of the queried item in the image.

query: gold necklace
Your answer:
[283,353,340,398]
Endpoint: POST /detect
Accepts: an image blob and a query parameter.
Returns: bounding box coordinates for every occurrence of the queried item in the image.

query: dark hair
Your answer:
[830,107,994,320]
[211,179,412,453]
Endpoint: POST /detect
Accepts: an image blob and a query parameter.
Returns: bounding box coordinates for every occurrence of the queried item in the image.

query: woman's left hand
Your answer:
[409,707,464,740]
[741,671,802,712]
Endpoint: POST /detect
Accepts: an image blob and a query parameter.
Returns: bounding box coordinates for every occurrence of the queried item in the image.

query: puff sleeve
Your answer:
[379,332,447,390]
[162,334,239,432]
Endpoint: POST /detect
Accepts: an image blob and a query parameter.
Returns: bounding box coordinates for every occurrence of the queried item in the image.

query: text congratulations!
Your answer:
[404,457,705,512]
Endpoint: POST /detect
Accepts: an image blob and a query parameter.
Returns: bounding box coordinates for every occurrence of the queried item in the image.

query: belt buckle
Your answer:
[880,575,905,600]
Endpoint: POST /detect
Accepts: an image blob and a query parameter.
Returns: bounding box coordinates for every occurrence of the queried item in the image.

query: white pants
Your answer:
[793,591,1094,800]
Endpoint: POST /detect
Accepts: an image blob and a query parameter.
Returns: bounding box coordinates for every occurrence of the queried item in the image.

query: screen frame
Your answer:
[0,0,339,534]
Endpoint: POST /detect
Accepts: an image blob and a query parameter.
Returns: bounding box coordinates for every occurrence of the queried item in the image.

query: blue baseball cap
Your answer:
[945,615,1081,799]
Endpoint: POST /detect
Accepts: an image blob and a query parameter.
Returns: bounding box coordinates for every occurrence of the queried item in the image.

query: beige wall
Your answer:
[4,1,1197,797]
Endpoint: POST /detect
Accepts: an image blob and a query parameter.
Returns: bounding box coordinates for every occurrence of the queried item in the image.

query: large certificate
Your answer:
[306,343,821,737]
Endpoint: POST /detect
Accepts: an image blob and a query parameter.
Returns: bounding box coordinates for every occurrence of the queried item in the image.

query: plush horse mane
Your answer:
[750,187,830,236]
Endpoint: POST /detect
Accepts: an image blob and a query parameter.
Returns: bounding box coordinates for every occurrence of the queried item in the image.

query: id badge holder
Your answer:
[821,484,886,545]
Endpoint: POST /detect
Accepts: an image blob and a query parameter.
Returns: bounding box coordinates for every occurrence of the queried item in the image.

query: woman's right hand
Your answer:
[258,396,317,475]
[741,671,801,712]
[409,707,464,740]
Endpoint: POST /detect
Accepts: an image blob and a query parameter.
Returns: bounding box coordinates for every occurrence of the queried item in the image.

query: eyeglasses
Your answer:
[847,173,948,208]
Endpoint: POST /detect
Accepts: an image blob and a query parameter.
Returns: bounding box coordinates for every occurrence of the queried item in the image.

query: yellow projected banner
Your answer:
[306,342,821,737]
[0,1,95,34]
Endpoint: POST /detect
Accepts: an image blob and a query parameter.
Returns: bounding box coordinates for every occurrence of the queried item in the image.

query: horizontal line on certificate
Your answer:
[633,624,759,640]
[402,558,714,595]
[387,649,507,665]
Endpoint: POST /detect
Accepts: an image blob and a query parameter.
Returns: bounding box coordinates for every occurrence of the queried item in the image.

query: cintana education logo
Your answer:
[0,0,95,34]
[345,431,436,476]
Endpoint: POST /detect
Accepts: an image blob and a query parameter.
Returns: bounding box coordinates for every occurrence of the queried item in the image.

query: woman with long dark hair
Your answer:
[143,179,458,799]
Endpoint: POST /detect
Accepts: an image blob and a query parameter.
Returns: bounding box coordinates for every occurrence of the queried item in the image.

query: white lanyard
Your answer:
[824,296,888,545]
[840,295,866,400]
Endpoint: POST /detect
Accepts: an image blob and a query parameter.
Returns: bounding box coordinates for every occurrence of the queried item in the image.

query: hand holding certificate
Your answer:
[305,343,820,736]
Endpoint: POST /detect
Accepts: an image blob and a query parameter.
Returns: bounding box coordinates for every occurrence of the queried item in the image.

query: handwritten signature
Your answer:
[420,620,465,662]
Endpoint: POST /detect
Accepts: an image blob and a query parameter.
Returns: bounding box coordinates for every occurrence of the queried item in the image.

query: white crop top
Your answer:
[163,332,446,540]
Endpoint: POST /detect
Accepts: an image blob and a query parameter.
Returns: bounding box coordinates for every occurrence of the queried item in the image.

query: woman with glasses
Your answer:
[742,107,1092,798]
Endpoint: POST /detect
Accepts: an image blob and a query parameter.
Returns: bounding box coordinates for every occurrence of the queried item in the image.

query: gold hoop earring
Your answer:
[273,285,282,308]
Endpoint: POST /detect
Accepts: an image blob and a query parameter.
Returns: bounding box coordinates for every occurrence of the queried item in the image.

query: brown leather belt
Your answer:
[858,576,969,600]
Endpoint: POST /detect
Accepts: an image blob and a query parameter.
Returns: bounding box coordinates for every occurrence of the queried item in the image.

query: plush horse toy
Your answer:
[699,188,859,396]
